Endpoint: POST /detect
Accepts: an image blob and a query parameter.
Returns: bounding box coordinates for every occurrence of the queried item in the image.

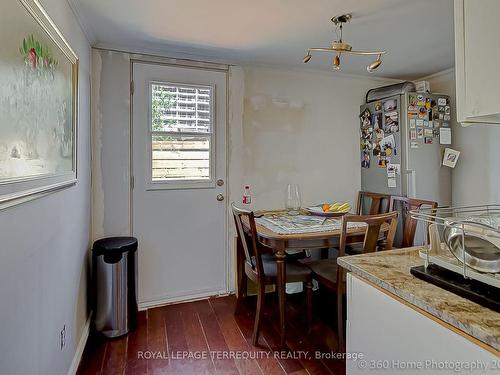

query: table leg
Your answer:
[276,242,286,348]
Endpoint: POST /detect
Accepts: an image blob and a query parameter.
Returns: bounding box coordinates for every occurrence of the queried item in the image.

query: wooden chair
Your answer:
[389,196,438,248]
[356,191,391,215]
[343,191,391,255]
[305,211,398,350]
[232,203,313,346]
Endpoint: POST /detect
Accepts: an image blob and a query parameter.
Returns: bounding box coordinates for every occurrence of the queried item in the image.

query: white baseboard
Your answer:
[138,289,229,311]
[67,312,92,375]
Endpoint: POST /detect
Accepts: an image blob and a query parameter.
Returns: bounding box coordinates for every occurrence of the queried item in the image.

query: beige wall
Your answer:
[236,66,395,210]
[423,69,500,205]
[0,0,91,374]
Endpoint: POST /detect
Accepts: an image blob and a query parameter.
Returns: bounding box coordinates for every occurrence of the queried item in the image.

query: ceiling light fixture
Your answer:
[303,14,386,73]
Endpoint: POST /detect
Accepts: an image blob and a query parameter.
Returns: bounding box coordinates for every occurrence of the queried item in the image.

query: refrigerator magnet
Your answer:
[361,151,370,168]
[417,94,424,106]
[380,134,397,157]
[410,129,417,140]
[383,111,399,134]
[409,94,417,106]
[445,106,451,114]
[443,148,460,168]
[439,128,452,145]
[416,119,424,127]
[439,113,444,120]
[383,99,397,111]
[375,102,382,111]
[444,114,451,121]
[375,128,384,141]
[387,178,397,188]
[409,119,416,128]
[424,120,429,127]
[437,97,447,106]
[417,128,424,139]
[442,122,449,127]
[424,137,433,144]
[424,128,433,137]
[360,108,372,127]
[372,112,382,130]
[360,126,373,140]
[387,163,400,176]
[410,141,419,149]
[425,98,431,109]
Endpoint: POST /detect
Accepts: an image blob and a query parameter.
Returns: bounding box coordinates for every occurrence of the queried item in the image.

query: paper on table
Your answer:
[440,127,452,145]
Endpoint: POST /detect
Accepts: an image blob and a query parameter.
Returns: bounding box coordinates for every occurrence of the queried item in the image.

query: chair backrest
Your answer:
[389,196,438,248]
[356,191,391,215]
[338,211,399,258]
[231,203,264,277]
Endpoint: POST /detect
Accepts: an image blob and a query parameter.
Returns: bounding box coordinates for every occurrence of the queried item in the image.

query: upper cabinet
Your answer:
[454,0,500,124]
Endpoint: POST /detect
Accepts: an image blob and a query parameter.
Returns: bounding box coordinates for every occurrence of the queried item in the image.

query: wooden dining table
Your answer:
[237,210,380,347]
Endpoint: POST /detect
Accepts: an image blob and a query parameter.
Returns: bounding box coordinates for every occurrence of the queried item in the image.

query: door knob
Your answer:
[217,194,224,201]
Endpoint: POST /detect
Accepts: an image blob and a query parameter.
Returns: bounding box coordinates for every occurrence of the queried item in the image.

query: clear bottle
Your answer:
[242,185,252,205]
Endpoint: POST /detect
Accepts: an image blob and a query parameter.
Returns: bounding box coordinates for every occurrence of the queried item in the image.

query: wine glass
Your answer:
[285,184,301,215]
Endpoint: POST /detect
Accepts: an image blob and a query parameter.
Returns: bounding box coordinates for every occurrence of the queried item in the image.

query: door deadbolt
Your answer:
[216,179,224,186]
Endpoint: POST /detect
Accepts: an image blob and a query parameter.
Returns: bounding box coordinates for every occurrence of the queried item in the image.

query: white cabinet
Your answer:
[454,0,500,124]
[346,274,497,375]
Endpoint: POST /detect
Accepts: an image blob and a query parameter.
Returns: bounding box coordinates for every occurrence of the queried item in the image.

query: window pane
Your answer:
[151,83,212,133]
[152,135,210,181]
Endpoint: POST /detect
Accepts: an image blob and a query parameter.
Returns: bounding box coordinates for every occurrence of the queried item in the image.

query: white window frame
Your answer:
[146,81,216,190]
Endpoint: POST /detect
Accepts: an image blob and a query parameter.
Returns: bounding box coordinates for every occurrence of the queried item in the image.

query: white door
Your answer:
[132,62,227,307]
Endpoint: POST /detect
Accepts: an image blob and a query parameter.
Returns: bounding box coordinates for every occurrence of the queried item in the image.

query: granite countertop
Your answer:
[337,247,500,352]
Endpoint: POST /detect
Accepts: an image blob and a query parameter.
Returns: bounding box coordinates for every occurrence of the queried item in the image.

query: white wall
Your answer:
[0,0,91,374]
[423,69,500,205]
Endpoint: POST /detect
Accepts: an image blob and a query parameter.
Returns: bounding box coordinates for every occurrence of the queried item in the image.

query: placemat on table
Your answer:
[256,214,366,235]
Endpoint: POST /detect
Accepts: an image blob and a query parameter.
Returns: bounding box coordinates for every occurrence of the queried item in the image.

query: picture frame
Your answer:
[0,0,79,209]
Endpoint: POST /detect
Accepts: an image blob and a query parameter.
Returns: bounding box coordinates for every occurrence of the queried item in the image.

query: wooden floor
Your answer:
[77,293,345,375]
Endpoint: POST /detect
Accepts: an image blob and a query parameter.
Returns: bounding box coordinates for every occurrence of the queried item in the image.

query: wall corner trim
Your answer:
[66,312,92,375]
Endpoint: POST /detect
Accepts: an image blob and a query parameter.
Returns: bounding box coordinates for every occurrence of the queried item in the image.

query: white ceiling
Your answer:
[70,0,455,79]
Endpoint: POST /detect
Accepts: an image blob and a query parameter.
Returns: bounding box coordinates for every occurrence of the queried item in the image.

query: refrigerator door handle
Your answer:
[405,170,416,198]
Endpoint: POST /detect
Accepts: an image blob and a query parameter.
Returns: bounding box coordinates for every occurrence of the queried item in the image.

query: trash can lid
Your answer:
[92,237,138,257]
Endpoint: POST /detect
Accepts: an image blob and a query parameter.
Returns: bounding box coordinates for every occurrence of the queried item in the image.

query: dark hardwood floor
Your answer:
[77,292,345,375]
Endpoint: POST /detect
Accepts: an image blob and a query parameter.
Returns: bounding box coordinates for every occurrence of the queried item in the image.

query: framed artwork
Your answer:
[0,0,78,209]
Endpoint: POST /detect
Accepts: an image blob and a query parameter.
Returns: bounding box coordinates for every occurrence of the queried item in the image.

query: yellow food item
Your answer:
[322,204,330,212]
[328,202,351,212]
[328,203,341,211]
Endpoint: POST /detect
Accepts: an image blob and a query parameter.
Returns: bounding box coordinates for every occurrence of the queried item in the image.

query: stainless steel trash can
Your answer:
[92,237,138,338]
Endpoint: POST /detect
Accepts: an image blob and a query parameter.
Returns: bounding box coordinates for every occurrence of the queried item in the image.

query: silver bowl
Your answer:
[444,217,500,273]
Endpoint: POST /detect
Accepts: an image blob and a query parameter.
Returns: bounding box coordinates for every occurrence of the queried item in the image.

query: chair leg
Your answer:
[234,274,247,315]
[252,283,266,346]
[337,290,345,352]
[304,281,313,332]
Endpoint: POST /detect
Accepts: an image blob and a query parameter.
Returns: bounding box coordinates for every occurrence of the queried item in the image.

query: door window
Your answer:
[149,82,214,187]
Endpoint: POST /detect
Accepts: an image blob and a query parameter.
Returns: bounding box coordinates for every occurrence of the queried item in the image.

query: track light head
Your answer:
[367,55,382,73]
[303,53,312,63]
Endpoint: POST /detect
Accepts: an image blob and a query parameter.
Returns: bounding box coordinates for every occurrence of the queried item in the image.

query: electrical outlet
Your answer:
[60,325,66,351]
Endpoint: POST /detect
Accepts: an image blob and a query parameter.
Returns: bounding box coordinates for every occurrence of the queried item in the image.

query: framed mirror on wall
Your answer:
[0,0,79,210]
